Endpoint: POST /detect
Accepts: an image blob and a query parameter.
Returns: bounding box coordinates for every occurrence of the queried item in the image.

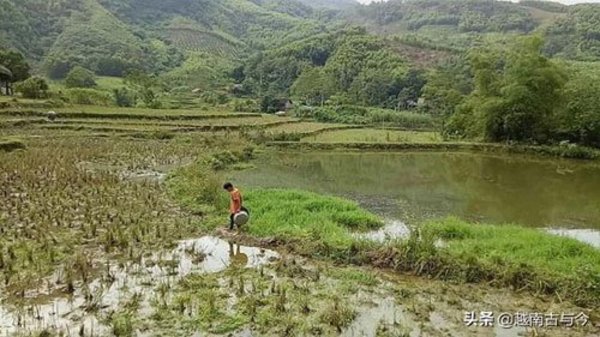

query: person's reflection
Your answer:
[228,241,248,268]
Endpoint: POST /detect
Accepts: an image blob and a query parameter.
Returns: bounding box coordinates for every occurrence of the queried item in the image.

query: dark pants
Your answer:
[229,206,249,230]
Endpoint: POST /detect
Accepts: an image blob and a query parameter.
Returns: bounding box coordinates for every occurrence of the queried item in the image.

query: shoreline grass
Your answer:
[244,189,383,251]
[406,218,600,307]
[424,217,600,277]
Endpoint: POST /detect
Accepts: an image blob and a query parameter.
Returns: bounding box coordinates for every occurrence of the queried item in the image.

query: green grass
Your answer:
[423,217,600,277]
[244,189,383,251]
[379,217,600,307]
[48,76,125,92]
[301,129,443,143]
[95,76,125,90]
[264,122,347,134]
[164,138,600,307]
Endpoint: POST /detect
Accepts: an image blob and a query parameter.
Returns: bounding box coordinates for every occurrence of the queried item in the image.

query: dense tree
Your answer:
[359,0,535,33]
[396,69,427,110]
[545,5,600,60]
[65,66,97,88]
[0,49,30,82]
[290,67,333,106]
[559,73,600,147]
[448,36,567,142]
[15,76,48,99]
[244,29,411,108]
[422,57,473,118]
[323,35,384,92]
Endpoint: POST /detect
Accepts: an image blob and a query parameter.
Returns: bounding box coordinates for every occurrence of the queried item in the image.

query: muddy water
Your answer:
[232,152,600,229]
[231,151,600,245]
[0,236,278,336]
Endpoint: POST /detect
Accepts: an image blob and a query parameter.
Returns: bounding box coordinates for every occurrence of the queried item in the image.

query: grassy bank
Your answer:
[245,189,382,252]
[402,218,600,307]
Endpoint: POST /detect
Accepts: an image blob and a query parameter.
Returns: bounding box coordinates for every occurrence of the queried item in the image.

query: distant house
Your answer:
[0,65,12,96]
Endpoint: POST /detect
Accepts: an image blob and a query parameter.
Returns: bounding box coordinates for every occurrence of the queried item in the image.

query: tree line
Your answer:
[425,35,600,148]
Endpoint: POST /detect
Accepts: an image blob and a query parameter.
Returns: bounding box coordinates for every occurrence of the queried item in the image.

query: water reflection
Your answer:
[0,236,279,336]
[546,228,600,248]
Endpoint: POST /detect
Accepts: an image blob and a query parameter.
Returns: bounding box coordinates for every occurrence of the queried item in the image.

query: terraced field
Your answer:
[264,122,351,134]
[0,109,300,136]
[301,128,443,143]
[166,28,242,57]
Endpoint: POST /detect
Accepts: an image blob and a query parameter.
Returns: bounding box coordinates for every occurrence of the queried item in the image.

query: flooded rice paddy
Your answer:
[231,151,600,247]
[0,237,279,336]
[3,233,593,337]
[3,134,599,336]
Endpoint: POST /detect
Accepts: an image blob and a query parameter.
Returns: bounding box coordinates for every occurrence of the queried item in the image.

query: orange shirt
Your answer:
[229,188,242,214]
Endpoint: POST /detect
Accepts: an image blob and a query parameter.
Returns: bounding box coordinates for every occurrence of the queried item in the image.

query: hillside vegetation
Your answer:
[351,0,600,61]
[2,0,600,149]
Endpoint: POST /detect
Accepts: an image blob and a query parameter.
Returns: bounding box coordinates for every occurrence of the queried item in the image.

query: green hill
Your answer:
[4,0,600,76]
[347,0,600,60]
[1,0,330,78]
[544,4,600,60]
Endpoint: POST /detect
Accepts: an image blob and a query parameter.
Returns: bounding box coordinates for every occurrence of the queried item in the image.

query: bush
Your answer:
[139,88,162,109]
[65,88,113,106]
[232,99,258,112]
[15,77,49,99]
[314,105,369,124]
[64,66,97,88]
[113,87,135,107]
[201,91,229,106]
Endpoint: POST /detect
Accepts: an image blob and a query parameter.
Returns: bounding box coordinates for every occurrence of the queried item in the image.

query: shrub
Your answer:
[15,77,49,99]
[139,88,162,109]
[232,99,258,112]
[64,66,97,88]
[113,87,135,107]
[201,91,229,105]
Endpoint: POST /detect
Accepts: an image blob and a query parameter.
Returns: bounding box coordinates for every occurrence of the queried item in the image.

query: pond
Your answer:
[230,151,600,245]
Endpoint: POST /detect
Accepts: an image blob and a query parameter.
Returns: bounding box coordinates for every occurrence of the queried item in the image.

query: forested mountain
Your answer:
[3,0,600,78]
[349,0,600,60]
[297,0,358,9]
[0,0,331,77]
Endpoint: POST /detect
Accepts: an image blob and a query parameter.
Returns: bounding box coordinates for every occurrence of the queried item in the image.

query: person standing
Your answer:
[223,182,249,230]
